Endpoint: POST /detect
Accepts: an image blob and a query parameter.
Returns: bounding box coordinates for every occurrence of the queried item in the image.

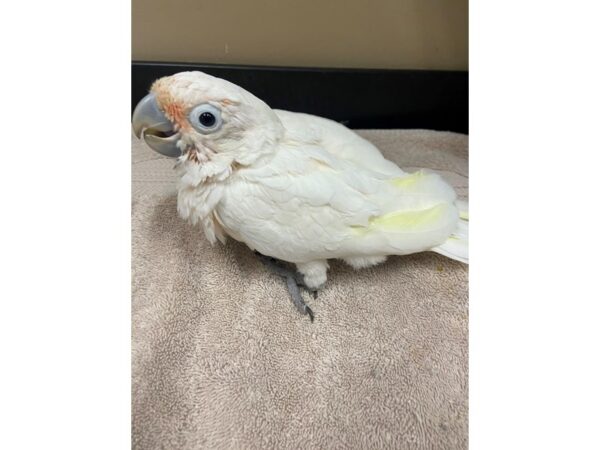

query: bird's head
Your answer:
[132,71,283,164]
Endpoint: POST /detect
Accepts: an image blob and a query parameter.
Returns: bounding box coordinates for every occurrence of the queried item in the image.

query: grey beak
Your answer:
[132,93,182,158]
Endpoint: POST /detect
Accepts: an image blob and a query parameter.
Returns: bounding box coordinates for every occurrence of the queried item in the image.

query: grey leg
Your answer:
[255,252,316,321]
[285,276,315,322]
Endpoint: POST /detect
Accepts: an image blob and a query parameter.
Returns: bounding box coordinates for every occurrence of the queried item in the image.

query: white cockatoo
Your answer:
[133,71,468,318]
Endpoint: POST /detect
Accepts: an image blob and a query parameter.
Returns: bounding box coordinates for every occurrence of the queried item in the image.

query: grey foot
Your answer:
[256,252,317,321]
[285,277,314,322]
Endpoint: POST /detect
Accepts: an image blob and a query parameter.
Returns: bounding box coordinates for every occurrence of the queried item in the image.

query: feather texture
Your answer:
[214,132,461,264]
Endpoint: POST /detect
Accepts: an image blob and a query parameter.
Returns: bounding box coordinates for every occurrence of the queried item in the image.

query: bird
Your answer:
[132,71,468,320]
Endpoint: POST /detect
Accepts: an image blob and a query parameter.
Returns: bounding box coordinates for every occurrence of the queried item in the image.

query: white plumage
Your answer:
[134,71,468,289]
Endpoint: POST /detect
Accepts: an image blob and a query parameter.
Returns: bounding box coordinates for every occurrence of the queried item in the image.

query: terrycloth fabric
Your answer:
[132,129,468,450]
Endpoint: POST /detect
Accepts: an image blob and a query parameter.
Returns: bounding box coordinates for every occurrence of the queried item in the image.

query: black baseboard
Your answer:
[132,62,468,134]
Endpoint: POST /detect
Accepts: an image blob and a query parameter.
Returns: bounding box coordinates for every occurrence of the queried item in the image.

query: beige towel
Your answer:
[132,129,468,449]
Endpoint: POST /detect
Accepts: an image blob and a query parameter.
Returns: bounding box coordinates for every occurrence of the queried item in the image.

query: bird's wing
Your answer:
[219,142,459,262]
[274,109,405,177]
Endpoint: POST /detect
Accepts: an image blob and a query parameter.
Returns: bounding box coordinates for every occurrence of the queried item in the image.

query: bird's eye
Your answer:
[189,104,222,134]
[199,112,216,127]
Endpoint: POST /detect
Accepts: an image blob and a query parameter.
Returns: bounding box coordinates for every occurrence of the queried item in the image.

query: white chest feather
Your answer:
[175,156,233,244]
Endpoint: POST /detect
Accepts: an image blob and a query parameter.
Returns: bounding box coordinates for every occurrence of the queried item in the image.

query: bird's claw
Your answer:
[304,305,315,322]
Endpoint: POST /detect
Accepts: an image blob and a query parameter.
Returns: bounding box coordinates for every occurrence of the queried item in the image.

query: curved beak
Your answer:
[132,93,182,158]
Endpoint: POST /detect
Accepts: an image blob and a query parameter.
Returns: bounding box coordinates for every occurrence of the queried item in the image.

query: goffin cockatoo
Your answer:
[132,71,468,319]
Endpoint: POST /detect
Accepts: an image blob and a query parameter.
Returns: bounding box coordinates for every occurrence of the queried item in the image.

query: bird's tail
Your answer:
[431,199,469,264]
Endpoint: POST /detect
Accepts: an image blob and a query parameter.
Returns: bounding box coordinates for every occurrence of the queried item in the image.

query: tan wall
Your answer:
[132,0,467,71]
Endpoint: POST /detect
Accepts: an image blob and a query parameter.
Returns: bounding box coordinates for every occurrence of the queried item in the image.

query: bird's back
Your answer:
[274,110,405,177]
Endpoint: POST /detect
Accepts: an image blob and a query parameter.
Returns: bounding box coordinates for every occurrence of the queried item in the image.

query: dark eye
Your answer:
[199,112,216,127]
[189,104,223,134]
